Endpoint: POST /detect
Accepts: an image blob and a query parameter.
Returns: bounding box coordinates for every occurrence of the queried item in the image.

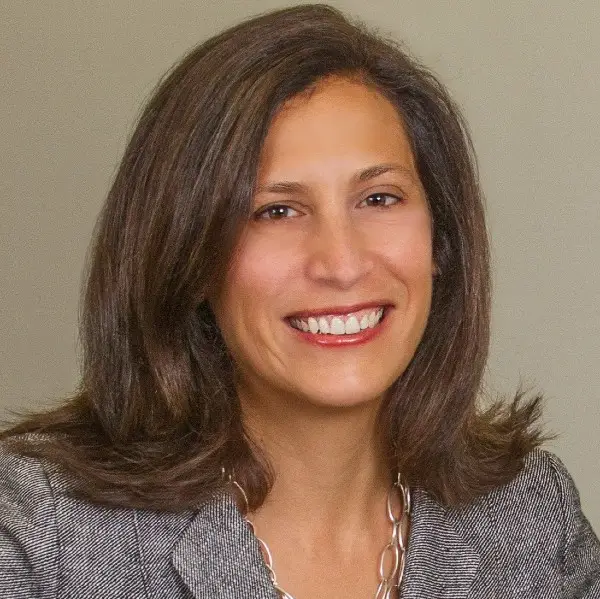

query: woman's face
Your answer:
[211,77,434,411]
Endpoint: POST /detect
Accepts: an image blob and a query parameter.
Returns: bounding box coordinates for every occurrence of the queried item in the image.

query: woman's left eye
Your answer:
[360,193,402,208]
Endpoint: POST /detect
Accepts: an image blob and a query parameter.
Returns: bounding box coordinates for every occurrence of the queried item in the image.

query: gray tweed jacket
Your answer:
[0,446,599,598]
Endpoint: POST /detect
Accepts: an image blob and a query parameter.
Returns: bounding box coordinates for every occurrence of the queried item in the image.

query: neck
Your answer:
[239,386,393,542]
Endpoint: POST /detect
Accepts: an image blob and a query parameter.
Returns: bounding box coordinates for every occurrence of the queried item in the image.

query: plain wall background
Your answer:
[1,0,598,529]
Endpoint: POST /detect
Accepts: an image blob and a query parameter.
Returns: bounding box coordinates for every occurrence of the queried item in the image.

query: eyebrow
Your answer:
[255,163,417,196]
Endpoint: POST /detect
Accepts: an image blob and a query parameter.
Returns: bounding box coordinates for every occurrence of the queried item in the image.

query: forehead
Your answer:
[258,76,416,178]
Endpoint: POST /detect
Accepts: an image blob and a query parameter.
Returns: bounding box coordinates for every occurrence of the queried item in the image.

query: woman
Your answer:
[1,4,598,598]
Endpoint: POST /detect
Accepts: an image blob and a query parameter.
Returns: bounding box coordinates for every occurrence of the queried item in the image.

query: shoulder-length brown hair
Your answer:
[3,3,543,510]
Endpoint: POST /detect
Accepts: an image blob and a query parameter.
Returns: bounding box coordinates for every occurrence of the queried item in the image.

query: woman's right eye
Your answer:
[253,204,300,221]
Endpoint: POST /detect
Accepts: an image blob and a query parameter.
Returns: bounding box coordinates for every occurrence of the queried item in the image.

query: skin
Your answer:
[210,76,434,598]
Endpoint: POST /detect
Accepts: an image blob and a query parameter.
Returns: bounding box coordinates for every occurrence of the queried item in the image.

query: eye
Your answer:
[360,193,402,208]
[253,204,301,221]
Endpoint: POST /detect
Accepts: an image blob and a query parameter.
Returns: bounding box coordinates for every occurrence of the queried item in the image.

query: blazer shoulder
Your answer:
[0,435,58,507]
[522,449,600,594]
[484,448,594,541]
[510,448,576,498]
[0,437,60,598]
[501,448,595,522]
[476,448,600,597]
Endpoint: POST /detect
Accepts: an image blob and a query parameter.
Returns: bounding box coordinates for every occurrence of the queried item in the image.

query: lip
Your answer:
[287,306,392,348]
[286,301,393,320]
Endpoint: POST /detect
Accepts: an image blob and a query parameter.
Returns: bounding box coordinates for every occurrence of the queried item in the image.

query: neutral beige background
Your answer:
[1,0,598,530]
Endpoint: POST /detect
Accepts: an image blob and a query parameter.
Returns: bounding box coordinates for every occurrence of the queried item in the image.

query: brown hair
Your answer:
[2,4,544,509]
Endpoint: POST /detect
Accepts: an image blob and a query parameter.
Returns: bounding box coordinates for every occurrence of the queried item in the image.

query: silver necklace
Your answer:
[227,474,411,599]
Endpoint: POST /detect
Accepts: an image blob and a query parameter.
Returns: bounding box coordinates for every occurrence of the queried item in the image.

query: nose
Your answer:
[305,215,374,289]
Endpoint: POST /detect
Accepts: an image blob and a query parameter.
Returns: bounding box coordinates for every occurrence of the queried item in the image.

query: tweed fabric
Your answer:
[0,445,598,598]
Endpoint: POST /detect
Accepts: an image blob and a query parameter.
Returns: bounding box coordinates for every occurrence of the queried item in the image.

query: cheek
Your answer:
[371,214,434,280]
[218,235,298,322]
[399,237,434,279]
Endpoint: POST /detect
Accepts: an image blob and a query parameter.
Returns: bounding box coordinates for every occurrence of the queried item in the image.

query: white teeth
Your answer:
[368,311,377,328]
[291,307,385,335]
[345,316,360,334]
[330,317,345,335]
[318,317,329,334]
[359,314,369,330]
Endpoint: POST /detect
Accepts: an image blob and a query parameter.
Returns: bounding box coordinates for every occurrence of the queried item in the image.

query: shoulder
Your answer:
[0,435,69,512]
[0,434,53,485]
[0,437,186,597]
[448,449,600,597]
[451,448,591,528]
[0,436,59,524]
[0,437,60,598]
[483,449,595,541]
[487,448,579,514]
[0,435,135,538]
[460,448,600,551]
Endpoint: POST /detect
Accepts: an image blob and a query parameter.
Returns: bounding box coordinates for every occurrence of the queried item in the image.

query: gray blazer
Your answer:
[0,445,599,598]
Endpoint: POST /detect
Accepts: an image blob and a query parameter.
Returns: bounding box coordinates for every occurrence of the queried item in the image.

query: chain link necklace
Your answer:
[227,473,411,599]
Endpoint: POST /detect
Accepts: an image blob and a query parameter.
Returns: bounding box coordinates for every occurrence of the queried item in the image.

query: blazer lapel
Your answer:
[172,493,278,599]
[172,488,480,599]
[401,489,480,599]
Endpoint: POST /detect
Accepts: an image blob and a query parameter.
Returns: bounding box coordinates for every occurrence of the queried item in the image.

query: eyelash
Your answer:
[253,193,403,221]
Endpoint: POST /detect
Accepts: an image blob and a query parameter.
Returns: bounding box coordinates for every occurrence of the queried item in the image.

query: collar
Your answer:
[172,489,480,599]
[172,493,277,598]
[401,489,481,598]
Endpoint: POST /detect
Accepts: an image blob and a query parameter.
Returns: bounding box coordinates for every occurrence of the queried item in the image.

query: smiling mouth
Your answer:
[287,306,388,336]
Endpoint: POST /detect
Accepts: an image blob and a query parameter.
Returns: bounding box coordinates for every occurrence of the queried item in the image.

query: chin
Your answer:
[293,379,393,411]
